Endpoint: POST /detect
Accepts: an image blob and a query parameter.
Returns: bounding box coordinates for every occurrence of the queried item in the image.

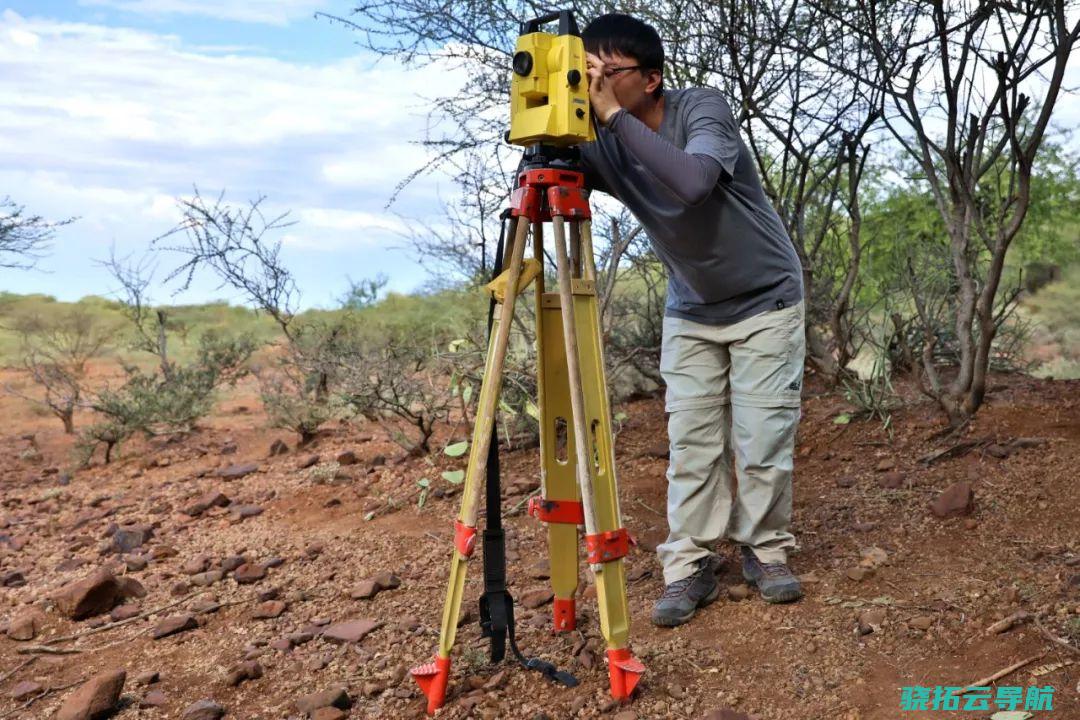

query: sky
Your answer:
[2,3,1079,310]
[0,0,466,309]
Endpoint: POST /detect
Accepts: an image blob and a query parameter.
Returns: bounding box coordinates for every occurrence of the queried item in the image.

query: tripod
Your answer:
[410,146,644,714]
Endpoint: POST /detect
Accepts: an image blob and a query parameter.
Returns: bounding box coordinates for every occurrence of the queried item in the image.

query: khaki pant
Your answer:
[656,302,805,585]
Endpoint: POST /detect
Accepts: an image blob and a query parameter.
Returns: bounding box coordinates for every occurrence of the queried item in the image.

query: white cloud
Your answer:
[0,11,467,306]
[77,0,330,26]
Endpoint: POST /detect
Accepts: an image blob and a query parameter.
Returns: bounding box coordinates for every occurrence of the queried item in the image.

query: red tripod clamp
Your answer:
[510,167,591,223]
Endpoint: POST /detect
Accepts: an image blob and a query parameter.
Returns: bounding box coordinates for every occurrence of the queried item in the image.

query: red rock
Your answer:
[112,524,154,553]
[183,492,230,517]
[191,599,220,614]
[229,504,264,520]
[134,670,160,685]
[150,545,178,560]
[349,571,401,600]
[294,686,350,714]
[312,708,347,720]
[116,576,147,599]
[268,439,289,456]
[336,450,358,466]
[298,455,320,469]
[321,619,382,643]
[11,680,43,700]
[153,613,198,639]
[702,710,752,720]
[191,570,224,587]
[140,690,167,708]
[225,660,263,686]
[858,607,887,635]
[180,699,225,719]
[1,569,26,587]
[53,568,122,619]
[349,579,379,599]
[233,563,266,584]
[221,556,245,572]
[219,463,258,480]
[55,668,126,720]
[929,481,975,518]
[878,471,907,489]
[727,584,750,601]
[7,608,44,640]
[257,587,280,601]
[519,589,554,609]
[110,604,141,622]
[253,600,287,619]
[61,555,88,570]
[371,570,400,590]
[183,557,211,575]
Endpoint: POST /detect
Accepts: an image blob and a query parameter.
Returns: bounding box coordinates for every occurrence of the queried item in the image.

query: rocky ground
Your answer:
[0,371,1078,720]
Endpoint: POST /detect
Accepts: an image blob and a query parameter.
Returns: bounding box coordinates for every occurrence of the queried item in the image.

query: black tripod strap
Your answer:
[478,209,578,690]
[479,210,511,663]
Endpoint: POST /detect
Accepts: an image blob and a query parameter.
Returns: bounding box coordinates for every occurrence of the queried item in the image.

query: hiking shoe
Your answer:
[651,562,720,627]
[740,546,803,603]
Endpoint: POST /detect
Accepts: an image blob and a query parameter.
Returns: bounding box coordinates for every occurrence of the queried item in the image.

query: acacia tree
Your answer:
[0,197,72,269]
[817,0,1080,424]
[5,309,113,433]
[154,189,344,444]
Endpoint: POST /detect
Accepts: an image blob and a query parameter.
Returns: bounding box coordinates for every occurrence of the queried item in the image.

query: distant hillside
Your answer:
[0,293,277,367]
[0,288,487,368]
[1021,264,1080,379]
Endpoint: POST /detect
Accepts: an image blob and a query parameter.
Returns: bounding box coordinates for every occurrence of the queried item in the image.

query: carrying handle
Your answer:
[521,9,579,36]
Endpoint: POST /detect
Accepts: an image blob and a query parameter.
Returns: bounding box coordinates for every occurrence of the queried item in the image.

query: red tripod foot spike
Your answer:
[411,655,451,714]
[553,597,576,632]
[607,648,645,701]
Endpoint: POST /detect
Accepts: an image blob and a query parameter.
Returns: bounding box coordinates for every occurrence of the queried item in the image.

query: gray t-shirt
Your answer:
[579,87,803,325]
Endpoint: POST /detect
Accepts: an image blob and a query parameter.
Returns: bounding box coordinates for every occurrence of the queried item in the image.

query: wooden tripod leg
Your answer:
[551,216,644,702]
[534,220,582,631]
[411,215,531,715]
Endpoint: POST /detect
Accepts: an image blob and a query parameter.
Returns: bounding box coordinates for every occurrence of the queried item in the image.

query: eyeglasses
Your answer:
[604,65,644,78]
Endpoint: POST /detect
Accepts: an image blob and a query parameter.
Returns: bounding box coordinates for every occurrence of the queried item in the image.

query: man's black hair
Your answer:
[582,13,664,99]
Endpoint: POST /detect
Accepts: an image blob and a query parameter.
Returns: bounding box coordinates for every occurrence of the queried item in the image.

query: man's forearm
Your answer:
[607,109,722,206]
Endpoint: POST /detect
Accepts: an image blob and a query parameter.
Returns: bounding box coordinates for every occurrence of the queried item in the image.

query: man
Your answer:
[577,13,806,627]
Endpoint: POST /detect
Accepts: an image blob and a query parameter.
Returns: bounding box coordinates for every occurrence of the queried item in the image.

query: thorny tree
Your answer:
[5,308,113,433]
[0,196,73,270]
[814,0,1080,424]
[154,189,341,444]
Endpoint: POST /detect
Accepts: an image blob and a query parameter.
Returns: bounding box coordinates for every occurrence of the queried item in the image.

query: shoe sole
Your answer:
[743,569,803,604]
[651,582,721,627]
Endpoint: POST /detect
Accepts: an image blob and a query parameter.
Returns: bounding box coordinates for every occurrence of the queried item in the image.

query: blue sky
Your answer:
[0,1,465,309]
[3,3,1079,311]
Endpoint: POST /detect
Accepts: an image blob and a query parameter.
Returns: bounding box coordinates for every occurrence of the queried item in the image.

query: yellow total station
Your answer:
[508,10,595,147]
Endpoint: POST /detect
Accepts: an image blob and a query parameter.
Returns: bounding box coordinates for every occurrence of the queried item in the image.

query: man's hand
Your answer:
[585,52,622,125]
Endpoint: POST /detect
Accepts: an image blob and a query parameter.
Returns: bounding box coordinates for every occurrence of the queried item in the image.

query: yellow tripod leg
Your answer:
[412,216,531,714]
[551,216,644,701]
[531,221,582,631]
